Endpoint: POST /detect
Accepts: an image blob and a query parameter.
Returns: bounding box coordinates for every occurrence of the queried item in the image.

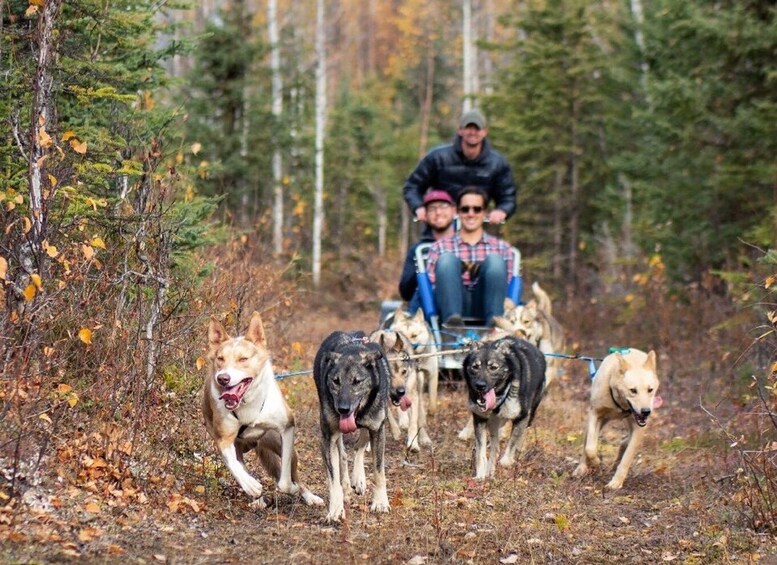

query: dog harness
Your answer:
[609,387,631,414]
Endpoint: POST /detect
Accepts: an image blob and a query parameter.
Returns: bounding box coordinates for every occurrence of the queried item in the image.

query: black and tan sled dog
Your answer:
[313,331,391,522]
[463,336,547,479]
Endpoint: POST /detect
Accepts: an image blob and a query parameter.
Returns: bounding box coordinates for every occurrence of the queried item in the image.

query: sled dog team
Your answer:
[203,285,661,522]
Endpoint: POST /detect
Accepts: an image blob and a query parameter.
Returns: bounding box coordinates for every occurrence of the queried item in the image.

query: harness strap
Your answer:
[609,386,631,414]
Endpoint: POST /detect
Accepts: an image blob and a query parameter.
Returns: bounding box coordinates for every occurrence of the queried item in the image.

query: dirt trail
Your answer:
[2,301,775,564]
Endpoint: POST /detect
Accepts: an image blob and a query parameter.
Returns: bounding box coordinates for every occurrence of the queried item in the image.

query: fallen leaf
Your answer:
[82,244,95,260]
[70,139,87,155]
[85,502,100,513]
[79,328,92,345]
[0,256,7,280]
[31,273,42,290]
[39,413,52,424]
[23,284,36,302]
[78,527,102,542]
[500,555,519,564]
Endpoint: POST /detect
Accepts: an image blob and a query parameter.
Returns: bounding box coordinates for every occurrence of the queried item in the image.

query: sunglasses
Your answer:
[459,205,484,214]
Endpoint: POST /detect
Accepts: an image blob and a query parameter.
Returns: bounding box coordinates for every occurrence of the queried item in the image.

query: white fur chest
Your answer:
[496,393,523,421]
[231,362,290,429]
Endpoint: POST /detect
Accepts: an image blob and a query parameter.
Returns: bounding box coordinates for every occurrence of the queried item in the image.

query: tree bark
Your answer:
[28,0,63,256]
[269,0,284,256]
[462,0,473,110]
[312,0,327,287]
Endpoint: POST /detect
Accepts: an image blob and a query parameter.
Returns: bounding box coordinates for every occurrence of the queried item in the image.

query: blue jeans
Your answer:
[433,253,507,325]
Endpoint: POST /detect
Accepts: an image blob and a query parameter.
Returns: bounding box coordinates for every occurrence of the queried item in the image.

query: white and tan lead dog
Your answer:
[573,348,661,490]
[204,312,322,507]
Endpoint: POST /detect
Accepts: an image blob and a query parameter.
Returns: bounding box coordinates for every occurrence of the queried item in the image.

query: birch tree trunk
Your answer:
[269,0,284,256]
[29,0,62,245]
[462,0,473,111]
[312,0,327,287]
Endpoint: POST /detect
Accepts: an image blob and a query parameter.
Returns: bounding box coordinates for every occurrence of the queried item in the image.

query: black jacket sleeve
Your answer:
[403,152,439,213]
[492,155,517,218]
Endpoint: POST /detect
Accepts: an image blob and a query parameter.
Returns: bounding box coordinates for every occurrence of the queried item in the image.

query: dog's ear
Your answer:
[208,318,230,358]
[359,347,384,366]
[412,308,425,323]
[324,351,342,370]
[393,307,407,321]
[494,337,515,357]
[244,311,267,347]
[616,353,630,375]
[644,350,657,372]
[504,297,516,311]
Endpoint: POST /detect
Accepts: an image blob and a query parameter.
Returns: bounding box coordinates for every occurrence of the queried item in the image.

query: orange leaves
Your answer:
[0,256,7,280]
[167,493,200,513]
[78,327,93,344]
[70,139,87,155]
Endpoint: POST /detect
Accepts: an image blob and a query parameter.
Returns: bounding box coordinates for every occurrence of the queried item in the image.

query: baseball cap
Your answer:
[459,109,487,129]
[423,190,455,206]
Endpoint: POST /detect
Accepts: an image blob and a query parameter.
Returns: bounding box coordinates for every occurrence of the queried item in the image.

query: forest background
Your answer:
[1,0,776,561]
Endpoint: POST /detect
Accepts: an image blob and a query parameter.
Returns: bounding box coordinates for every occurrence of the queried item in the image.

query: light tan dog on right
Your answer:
[573,348,661,490]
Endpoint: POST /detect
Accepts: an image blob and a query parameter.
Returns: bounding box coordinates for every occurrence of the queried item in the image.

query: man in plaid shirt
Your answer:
[426,187,514,327]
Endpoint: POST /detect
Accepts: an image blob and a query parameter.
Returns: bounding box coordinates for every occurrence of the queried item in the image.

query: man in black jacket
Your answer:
[398,190,456,315]
[403,109,516,226]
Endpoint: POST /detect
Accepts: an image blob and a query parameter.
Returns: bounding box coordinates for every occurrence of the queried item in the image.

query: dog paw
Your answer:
[249,497,267,510]
[350,472,367,495]
[572,464,588,478]
[419,432,432,447]
[239,477,264,498]
[326,507,345,523]
[498,456,515,468]
[277,480,300,496]
[407,438,421,453]
[370,499,390,513]
[302,490,324,506]
[605,477,624,490]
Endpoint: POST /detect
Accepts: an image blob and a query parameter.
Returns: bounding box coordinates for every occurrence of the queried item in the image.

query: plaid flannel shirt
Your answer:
[426,233,514,288]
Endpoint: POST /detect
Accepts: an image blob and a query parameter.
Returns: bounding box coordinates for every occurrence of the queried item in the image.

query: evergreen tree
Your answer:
[631,0,777,280]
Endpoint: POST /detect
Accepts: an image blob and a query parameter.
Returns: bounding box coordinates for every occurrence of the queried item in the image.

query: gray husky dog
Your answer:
[314,331,391,522]
[463,336,546,479]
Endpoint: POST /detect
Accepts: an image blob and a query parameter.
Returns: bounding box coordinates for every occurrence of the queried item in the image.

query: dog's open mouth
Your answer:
[390,392,412,412]
[631,407,650,427]
[219,378,253,410]
[475,388,497,412]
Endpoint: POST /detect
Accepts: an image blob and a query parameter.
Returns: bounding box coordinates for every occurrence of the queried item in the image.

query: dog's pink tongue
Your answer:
[399,395,412,412]
[484,388,496,411]
[339,413,357,434]
[653,395,664,409]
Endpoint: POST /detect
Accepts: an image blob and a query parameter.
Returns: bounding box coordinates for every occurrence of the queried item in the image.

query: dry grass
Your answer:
[1,248,775,564]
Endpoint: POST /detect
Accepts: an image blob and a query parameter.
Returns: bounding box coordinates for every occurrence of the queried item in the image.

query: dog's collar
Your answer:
[609,386,631,414]
[494,381,519,412]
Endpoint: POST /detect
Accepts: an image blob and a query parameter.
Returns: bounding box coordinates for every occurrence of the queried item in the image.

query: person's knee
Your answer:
[481,254,506,278]
[436,253,462,281]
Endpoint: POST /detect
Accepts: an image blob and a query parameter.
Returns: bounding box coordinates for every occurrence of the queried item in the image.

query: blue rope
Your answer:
[274,369,313,380]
